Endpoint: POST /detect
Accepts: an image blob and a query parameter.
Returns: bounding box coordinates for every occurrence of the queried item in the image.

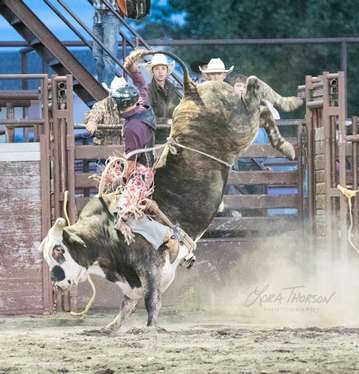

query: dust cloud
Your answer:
[174,230,359,328]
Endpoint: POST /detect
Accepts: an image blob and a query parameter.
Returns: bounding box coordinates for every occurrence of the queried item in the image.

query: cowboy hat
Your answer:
[144,53,175,74]
[199,58,234,74]
[102,76,128,94]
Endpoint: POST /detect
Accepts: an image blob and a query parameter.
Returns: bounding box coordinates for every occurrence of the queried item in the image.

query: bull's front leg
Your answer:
[246,76,302,112]
[105,295,138,330]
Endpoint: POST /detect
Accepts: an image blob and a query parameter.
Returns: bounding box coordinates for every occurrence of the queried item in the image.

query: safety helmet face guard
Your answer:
[111,85,139,111]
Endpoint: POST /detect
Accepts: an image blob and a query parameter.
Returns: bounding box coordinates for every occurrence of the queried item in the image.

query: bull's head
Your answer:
[39,218,88,291]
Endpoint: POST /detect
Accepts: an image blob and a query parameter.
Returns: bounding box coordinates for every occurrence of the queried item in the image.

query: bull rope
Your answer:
[63,190,97,317]
[337,184,359,256]
[124,137,233,169]
[123,137,230,254]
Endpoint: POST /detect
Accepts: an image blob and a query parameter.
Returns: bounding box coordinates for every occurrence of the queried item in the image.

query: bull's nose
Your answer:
[51,265,65,282]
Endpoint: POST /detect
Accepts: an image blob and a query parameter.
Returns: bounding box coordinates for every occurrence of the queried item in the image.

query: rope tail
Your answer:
[337,184,359,256]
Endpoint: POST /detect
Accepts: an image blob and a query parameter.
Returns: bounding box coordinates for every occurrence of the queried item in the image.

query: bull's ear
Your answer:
[63,229,87,249]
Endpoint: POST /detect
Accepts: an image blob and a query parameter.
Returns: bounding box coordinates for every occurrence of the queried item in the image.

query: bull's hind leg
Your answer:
[246,76,302,112]
[260,105,295,160]
[143,273,162,327]
[105,295,138,330]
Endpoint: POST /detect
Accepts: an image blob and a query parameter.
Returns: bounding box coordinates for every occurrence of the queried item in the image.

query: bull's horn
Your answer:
[55,217,67,228]
[49,217,67,241]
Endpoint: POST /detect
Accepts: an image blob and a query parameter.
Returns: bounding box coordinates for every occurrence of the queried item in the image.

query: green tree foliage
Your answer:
[142,0,359,115]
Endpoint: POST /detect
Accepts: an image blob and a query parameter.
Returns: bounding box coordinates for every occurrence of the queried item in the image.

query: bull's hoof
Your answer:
[80,328,119,337]
[279,141,296,160]
[126,326,168,335]
[126,327,146,335]
[145,325,168,334]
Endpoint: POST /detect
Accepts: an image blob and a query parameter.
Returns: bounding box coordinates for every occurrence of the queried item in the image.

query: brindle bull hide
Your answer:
[40,49,302,332]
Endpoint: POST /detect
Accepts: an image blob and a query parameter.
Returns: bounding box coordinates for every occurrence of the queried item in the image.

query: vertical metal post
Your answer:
[42,56,49,75]
[65,74,76,223]
[322,73,335,259]
[340,42,348,118]
[20,51,30,140]
[121,33,127,79]
[352,117,359,231]
[39,75,53,313]
[5,104,15,142]
[305,75,314,231]
[52,78,61,220]
[297,122,304,225]
[337,72,347,260]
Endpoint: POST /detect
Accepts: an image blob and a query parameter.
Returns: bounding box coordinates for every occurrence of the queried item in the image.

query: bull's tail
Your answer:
[260,105,295,160]
[247,75,303,112]
[125,48,197,98]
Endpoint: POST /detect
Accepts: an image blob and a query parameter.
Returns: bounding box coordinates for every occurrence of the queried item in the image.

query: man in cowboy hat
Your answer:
[145,53,181,121]
[84,76,126,143]
[199,57,234,82]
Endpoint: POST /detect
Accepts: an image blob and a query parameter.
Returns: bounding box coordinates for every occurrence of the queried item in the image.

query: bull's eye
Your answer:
[51,265,65,282]
[52,245,65,264]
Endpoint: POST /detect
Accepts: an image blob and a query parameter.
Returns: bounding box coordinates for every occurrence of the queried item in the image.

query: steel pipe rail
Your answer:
[54,0,130,75]
[100,0,183,87]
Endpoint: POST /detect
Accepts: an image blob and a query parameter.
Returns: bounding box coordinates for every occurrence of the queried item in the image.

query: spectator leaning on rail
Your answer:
[144,53,181,121]
[84,76,125,145]
[91,0,121,87]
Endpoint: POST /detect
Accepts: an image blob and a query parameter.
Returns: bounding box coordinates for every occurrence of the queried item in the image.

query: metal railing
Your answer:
[3,34,357,89]
[40,0,183,86]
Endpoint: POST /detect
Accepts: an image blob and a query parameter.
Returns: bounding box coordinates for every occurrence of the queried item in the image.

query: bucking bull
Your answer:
[39,49,302,332]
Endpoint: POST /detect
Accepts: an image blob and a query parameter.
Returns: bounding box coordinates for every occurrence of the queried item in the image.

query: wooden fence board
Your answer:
[0,198,41,216]
[0,187,41,202]
[75,145,122,160]
[1,174,40,189]
[75,172,97,188]
[228,170,298,185]
[0,161,40,176]
[74,143,298,160]
[223,194,299,209]
[0,157,44,315]
[240,144,298,158]
[208,216,298,232]
[76,171,299,189]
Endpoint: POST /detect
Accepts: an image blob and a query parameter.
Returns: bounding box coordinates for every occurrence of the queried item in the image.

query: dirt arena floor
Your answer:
[2,234,359,373]
[1,305,359,374]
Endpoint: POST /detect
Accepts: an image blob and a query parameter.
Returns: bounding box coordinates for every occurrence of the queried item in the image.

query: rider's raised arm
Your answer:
[124,58,150,106]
